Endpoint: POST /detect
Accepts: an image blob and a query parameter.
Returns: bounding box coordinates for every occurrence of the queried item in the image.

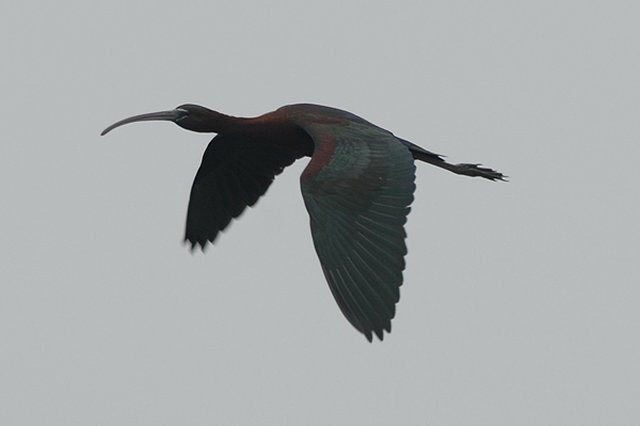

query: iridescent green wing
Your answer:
[298,121,416,341]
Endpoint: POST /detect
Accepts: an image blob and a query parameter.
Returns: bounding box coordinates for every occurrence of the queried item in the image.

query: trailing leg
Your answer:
[399,138,507,181]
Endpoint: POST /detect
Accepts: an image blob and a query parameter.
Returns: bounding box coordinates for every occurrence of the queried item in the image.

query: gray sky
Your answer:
[1,1,639,425]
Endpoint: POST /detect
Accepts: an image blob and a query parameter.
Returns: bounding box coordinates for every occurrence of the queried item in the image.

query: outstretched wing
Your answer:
[185,134,300,249]
[298,121,416,341]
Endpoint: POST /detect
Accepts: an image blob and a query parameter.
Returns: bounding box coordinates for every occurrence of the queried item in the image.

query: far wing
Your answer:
[185,134,300,249]
[298,123,416,341]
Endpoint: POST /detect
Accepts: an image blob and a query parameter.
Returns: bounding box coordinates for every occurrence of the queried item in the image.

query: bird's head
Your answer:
[101,104,233,136]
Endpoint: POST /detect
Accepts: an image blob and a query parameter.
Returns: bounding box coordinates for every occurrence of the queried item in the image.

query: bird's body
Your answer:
[102,103,505,341]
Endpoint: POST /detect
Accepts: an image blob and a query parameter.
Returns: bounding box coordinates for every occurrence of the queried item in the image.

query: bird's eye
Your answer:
[175,108,189,120]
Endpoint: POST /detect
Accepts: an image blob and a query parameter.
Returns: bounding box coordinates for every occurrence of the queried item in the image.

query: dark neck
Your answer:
[175,104,247,133]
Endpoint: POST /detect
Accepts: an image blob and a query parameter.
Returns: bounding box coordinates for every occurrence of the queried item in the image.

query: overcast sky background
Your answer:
[1,1,639,425]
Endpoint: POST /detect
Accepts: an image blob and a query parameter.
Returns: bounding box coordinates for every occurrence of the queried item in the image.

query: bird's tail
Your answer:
[399,138,507,181]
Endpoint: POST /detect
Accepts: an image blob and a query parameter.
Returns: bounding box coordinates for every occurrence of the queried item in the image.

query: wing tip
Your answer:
[362,321,393,342]
[184,235,216,252]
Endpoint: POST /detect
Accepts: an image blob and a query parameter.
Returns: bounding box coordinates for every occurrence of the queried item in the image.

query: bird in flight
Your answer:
[102,103,505,341]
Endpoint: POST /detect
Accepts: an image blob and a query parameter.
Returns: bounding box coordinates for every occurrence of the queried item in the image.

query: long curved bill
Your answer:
[101,109,187,136]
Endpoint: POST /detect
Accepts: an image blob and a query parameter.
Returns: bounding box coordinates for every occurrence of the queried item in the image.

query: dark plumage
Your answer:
[102,103,505,341]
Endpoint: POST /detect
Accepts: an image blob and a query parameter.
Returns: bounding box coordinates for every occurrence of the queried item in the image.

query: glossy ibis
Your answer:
[102,103,505,341]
